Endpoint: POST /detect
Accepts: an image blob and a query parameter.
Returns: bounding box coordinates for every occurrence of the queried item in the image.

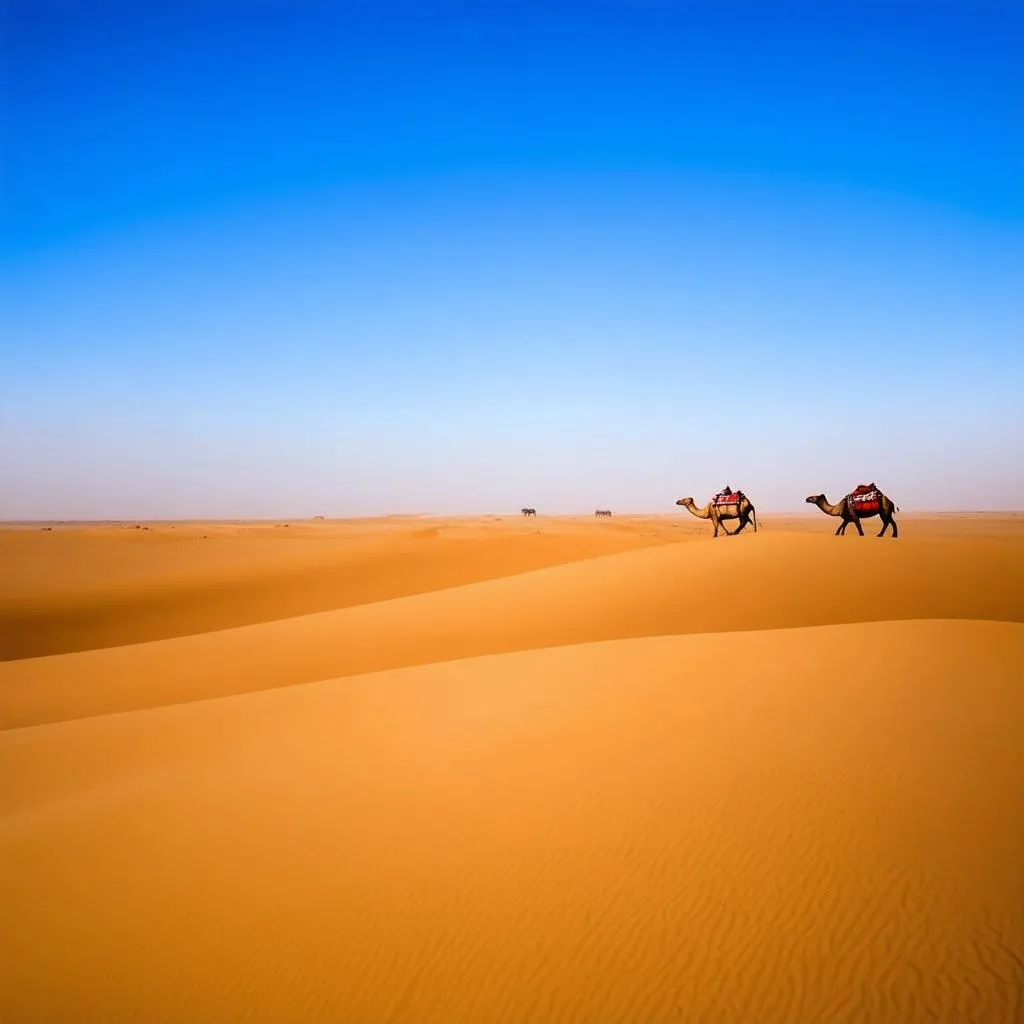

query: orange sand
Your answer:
[2,513,1023,1021]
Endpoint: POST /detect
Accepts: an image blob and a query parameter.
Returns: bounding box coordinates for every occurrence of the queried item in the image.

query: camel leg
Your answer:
[732,515,746,535]
[887,515,898,539]
[852,517,865,536]
[835,521,845,536]
[878,518,890,537]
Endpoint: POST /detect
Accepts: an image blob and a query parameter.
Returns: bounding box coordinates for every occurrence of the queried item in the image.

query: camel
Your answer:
[521,507,537,517]
[595,509,612,517]
[675,491,757,537]
[805,484,899,538]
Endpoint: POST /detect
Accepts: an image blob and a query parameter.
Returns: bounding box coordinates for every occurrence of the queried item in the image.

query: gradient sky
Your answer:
[2,0,1022,518]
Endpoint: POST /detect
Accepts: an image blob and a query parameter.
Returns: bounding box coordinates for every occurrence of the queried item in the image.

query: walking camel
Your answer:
[595,509,612,517]
[521,507,537,517]
[675,488,757,537]
[805,484,899,538]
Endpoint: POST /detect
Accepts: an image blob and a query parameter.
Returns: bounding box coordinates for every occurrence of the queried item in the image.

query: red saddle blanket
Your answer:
[713,492,742,507]
[849,485,880,512]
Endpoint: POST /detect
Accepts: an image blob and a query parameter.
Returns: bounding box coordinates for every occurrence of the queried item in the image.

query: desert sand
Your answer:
[2,512,1023,1022]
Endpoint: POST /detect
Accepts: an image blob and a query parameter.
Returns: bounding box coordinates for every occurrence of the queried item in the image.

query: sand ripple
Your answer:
[3,620,1022,1022]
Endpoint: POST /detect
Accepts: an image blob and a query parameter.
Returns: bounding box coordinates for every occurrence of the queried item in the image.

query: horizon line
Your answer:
[3,509,1023,526]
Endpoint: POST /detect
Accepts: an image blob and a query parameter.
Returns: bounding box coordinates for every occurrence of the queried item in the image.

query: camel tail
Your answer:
[753,506,758,532]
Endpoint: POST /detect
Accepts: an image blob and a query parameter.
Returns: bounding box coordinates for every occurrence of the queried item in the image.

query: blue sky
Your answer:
[2,0,1021,517]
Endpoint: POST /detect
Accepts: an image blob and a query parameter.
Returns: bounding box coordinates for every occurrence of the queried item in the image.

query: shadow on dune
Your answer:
[0,530,677,663]
[2,532,1022,729]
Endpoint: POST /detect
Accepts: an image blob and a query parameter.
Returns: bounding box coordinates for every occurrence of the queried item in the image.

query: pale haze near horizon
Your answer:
[2,1,1022,519]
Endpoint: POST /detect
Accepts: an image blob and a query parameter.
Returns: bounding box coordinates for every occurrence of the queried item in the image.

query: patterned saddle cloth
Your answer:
[849,484,881,511]
[713,490,743,507]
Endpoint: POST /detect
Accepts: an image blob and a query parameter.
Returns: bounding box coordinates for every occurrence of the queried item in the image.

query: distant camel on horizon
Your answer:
[595,509,612,517]
[806,484,899,537]
[675,489,757,537]
[521,507,537,517]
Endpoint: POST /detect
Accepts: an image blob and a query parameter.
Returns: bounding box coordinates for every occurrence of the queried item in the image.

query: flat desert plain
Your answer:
[2,512,1023,1022]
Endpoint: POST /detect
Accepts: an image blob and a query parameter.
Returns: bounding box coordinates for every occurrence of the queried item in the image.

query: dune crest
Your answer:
[0,517,684,661]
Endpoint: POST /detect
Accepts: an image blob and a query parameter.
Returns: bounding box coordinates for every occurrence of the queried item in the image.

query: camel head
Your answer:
[805,494,824,505]
[675,497,694,507]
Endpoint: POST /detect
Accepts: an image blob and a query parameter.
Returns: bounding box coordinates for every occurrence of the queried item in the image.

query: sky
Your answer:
[2,0,1022,518]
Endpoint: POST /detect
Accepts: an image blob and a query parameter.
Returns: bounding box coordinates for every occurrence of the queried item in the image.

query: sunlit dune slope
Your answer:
[3,530,1021,729]
[3,620,1022,1023]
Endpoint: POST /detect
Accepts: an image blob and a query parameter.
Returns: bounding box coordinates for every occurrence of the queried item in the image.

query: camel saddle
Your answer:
[849,483,881,512]
[713,490,743,507]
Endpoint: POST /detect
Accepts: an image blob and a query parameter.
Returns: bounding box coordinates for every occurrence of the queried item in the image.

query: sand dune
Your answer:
[2,519,1022,729]
[2,514,1022,1021]
[8,513,1018,665]
[3,620,1022,1022]
[0,516,686,661]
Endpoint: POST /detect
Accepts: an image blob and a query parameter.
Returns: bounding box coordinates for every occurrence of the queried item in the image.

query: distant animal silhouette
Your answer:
[805,484,899,537]
[521,507,537,517]
[595,509,612,517]
[675,489,757,537]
